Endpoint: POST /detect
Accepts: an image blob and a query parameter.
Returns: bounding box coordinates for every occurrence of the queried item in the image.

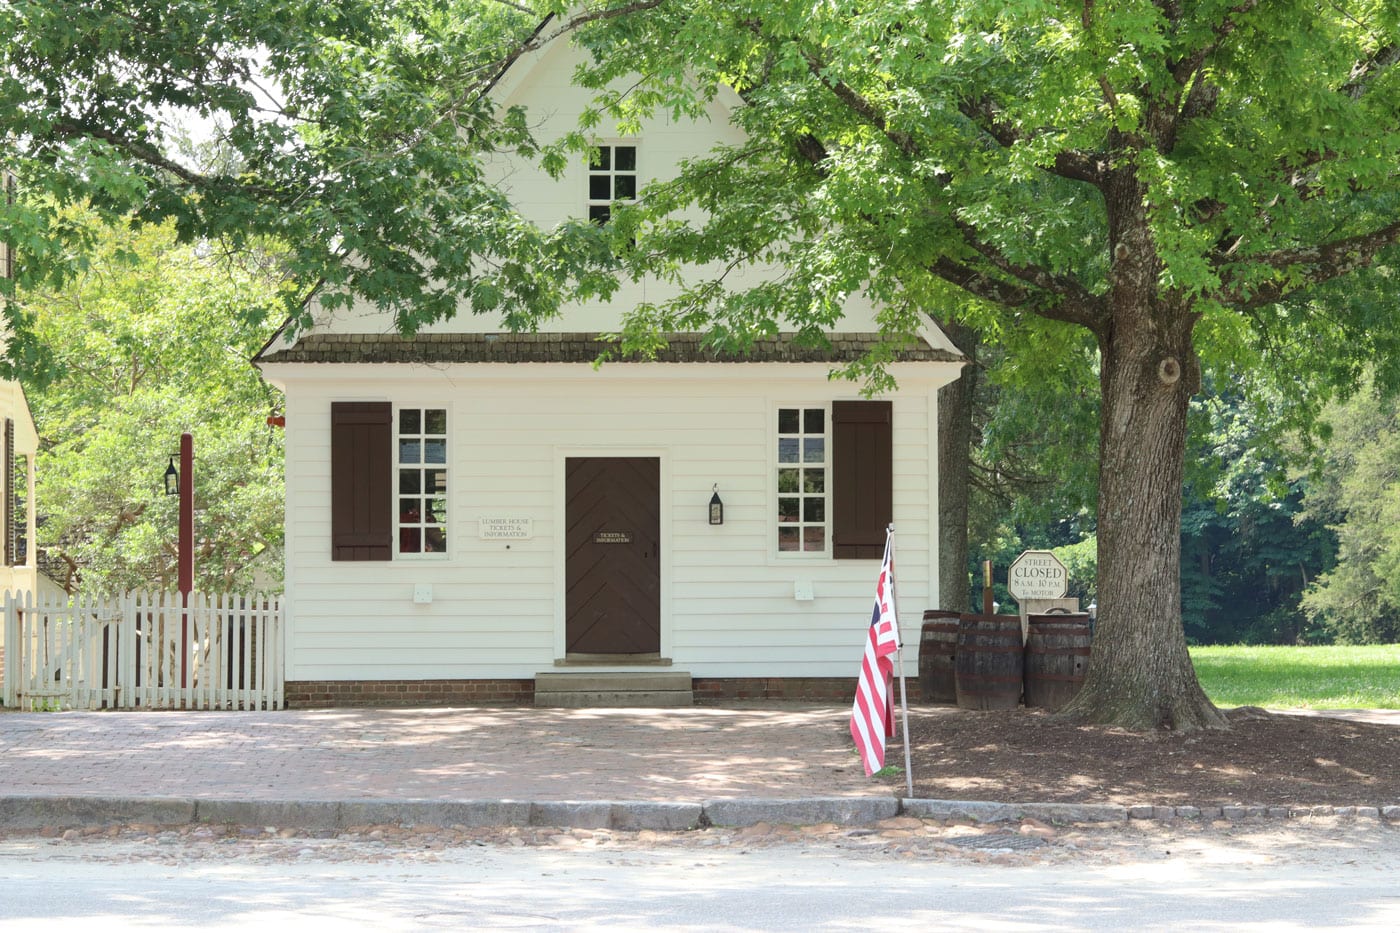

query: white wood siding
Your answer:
[282,34,893,342]
[274,362,953,681]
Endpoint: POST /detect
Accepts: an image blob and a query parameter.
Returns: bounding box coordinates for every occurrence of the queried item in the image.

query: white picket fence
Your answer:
[2,590,283,711]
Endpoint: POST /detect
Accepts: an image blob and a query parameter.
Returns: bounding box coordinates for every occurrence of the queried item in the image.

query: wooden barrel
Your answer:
[1024,612,1092,711]
[954,614,1024,710]
[917,610,961,703]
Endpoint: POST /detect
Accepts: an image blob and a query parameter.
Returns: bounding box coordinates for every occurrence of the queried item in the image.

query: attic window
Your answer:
[588,144,637,225]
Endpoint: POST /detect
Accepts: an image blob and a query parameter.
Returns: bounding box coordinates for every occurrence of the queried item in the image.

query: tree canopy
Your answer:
[565,0,1400,728]
[22,212,286,593]
[7,1,1400,729]
[0,0,626,374]
[1300,376,1400,645]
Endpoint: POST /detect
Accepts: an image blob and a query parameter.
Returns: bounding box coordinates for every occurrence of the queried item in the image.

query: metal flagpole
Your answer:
[888,523,914,798]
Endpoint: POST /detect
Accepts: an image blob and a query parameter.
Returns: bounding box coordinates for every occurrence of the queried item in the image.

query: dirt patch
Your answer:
[898,705,1400,807]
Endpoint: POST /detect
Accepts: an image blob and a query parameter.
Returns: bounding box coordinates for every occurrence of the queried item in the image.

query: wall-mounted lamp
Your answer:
[163,456,179,496]
[708,485,724,525]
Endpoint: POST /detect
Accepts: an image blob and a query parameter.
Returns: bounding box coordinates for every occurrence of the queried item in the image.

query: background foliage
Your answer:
[1299,378,1400,644]
[22,211,287,593]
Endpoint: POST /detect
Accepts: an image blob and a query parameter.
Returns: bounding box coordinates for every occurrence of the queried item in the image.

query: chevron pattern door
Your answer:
[564,457,661,655]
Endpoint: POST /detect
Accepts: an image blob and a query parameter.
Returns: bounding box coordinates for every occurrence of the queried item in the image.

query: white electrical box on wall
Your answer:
[793,580,815,601]
[413,584,433,604]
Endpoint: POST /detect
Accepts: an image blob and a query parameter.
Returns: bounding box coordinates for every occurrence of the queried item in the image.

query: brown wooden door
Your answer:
[565,457,661,654]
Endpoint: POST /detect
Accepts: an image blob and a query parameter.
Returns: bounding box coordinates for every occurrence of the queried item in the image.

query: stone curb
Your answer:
[902,800,1127,824]
[705,797,901,827]
[0,796,1397,832]
[0,796,197,830]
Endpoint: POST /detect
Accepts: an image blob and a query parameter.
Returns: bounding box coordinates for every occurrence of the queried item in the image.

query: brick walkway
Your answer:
[0,705,891,802]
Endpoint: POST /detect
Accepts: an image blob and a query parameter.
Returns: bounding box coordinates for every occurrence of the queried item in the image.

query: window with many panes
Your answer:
[777,407,827,554]
[587,144,637,225]
[396,407,448,556]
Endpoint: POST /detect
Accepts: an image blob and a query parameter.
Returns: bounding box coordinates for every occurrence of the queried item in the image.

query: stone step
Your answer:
[533,671,693,708]
[533,689,694,708]
[535,671,692,692]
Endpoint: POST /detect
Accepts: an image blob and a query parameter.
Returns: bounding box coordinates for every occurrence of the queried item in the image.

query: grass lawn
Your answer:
[1190,644,1400,709]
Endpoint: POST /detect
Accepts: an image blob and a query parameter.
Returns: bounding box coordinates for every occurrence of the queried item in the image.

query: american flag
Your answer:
[850,530,900,776]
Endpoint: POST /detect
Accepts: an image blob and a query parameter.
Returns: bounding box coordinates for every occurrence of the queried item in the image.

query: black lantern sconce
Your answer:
[163,457,179,496]
[708,485,724,525]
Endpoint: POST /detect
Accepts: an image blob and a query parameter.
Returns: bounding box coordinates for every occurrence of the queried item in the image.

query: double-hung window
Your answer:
[776,401,892,559]
[330,402,449,561]
[395,408,448,556]
[777,407,828,554]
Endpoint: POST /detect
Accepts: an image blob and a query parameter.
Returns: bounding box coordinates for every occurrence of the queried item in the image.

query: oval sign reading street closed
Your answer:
[1007,549,1069,600]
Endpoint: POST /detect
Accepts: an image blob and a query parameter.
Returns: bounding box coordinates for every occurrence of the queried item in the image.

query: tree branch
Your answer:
[1166,0,1260,86]
[928,257,1040,309]
[1155,0,1258,148]
[1220,219,1400,308]
[50,121,207,189]
[958,97,1107,185]
[801,51,920,159]
[949,218,1106,322]
[1343,42,1400,100]
[411,0,669,150]
[786,100,1105,327]
[50,119,281,199]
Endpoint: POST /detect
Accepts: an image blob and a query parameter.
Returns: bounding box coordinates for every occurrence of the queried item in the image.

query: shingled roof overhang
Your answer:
[255,332,962,365]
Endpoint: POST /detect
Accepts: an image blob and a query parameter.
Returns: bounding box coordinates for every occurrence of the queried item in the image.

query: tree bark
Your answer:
[937,322,976,612]
[1058,170,1228,731]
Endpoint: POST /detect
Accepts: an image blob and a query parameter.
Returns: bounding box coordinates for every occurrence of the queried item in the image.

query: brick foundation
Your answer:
[284,679,535,708]
[284,676,924,708]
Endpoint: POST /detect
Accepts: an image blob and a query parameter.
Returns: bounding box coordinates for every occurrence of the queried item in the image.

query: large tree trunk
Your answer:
[1058,172,1227,731]
[937,322,976,613]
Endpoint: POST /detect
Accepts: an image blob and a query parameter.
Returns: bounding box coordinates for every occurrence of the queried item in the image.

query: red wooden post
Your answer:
[982,560,995,616]
[179,432,193,687]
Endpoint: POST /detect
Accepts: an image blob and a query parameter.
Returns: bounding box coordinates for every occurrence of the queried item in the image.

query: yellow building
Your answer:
[1,173,60,662]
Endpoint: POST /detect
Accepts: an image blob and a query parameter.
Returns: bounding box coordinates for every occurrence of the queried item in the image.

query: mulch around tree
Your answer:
[897,705,1400,807]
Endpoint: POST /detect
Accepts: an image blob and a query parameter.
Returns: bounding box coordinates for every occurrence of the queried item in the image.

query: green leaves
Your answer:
[2,0,616,357]
[22,212,288,593]
[1299,376,1400,644]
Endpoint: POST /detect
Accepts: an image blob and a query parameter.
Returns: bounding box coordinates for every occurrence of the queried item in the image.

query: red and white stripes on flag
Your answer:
[850,530,900,776]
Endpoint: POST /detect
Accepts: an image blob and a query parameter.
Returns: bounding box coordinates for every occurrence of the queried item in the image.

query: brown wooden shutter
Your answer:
[331,401,392,561]
[832,400,892,559]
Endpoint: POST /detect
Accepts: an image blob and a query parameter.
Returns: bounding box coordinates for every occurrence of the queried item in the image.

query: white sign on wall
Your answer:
[479,518,533,540]
[1007,549,1069,600]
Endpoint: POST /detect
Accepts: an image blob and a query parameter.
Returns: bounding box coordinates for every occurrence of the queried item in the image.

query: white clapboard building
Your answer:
[255,27,964,707]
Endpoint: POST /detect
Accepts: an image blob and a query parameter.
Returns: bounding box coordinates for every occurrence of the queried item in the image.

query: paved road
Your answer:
[3,835,1399,931]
